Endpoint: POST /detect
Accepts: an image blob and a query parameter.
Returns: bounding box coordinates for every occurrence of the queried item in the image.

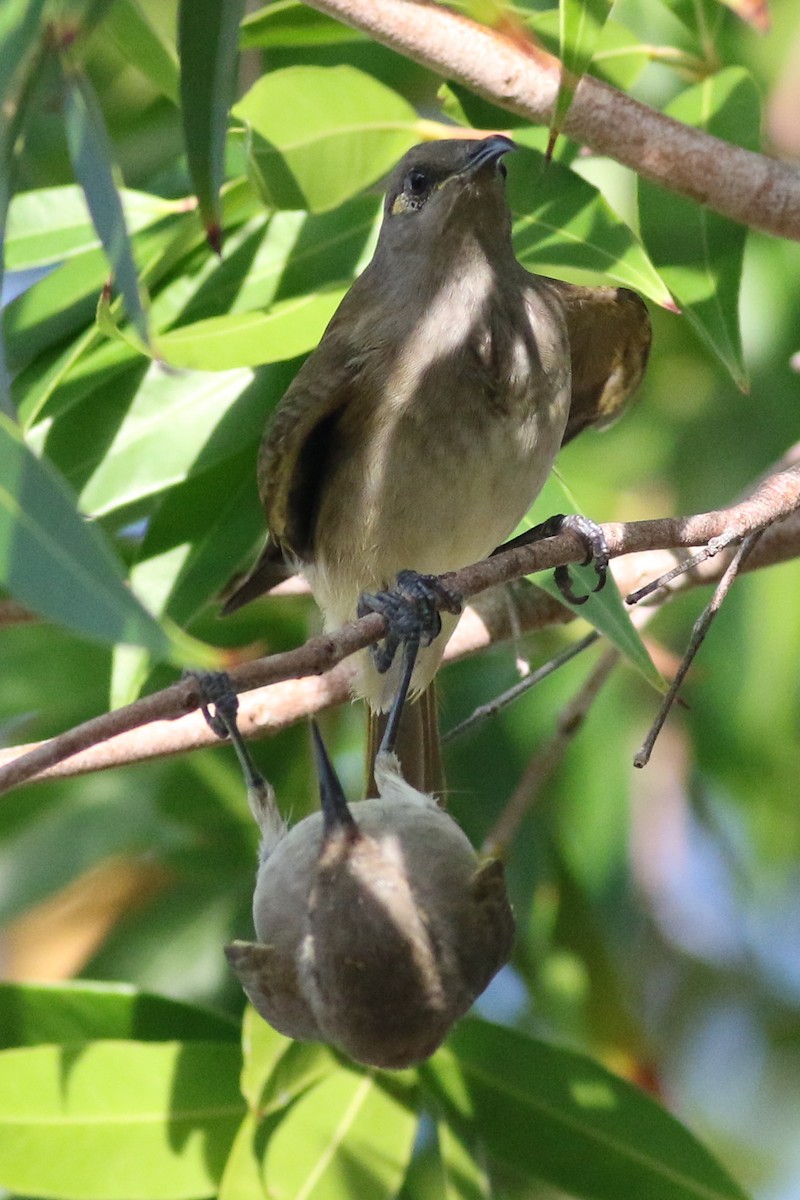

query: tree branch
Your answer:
[1,458,799,794]
[301,0,800,241]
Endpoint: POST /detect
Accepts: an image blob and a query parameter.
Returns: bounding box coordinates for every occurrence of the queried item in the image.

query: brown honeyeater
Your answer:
[223,136,651,794]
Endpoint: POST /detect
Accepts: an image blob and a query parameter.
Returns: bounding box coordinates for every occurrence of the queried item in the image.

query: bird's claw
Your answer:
[357,570,462,675]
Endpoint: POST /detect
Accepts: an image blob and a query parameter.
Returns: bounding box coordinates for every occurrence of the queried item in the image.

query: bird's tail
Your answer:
[366,682,444,803]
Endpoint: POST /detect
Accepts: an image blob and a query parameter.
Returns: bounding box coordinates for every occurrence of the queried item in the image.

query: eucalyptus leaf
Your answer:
[0,1040,244,1200]
[235,65,419,213]
[638,68,760,388]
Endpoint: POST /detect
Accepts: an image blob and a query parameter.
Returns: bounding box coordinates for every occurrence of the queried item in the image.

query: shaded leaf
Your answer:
[0,1040,244,1200]
[0,980,239,1050]
[638,68,759,388]
[178,0,245,246]
[0,413,207,662]
[103,0,180,104]
[552,0,614,145]
[63,70,149,345]
[234,64,419,213]
[423,1020,750,1200]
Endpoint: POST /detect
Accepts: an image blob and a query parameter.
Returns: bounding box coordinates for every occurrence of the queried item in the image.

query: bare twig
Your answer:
[633,531,763,767]
[301,0,800,241]
[482,646,620,858]
[1,460,800,793]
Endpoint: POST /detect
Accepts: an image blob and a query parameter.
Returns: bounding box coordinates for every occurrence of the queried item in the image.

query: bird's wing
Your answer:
[541,279,652,445]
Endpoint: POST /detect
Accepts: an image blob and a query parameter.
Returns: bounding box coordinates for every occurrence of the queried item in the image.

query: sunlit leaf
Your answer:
[551,0,613,147]
[638,68,760,388]
[241,0,367,47]
[263,1064,418,1199]
[507,147,671,305]
[0,1040,244,1200]
[6,186,176,270]
[158,285,348,370]
[178,0,245,248]
[424,1021,750,1200]
[234,65,419,213]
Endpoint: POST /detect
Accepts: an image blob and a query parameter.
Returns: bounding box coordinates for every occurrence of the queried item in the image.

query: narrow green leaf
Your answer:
[0,1040,245,1200]
[240,1004,294,1109]
[62,70,149,345]
[507,148,672,306]
[0,981,239,1050]
[219,1112,268,1200]
[241,1,367,48]
[158,286,347,370]
[0,412,176,659]
[234,65,419,213]
[77,364,259,515]
[6,186,175,270]
[0,0,46,108]
[423,1020,751,1200]
[638,68,760,388]
[103,0,180,104]
[553,0,613,139]
[437,1118,491,1200]
[178,0,245,246]
[263,1064,418,1200]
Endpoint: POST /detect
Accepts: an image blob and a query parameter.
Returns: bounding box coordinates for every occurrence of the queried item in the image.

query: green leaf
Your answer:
[0,980,239,1050]
[234,65,419,213]
[240,1004,293,1109]
[76,363,260,515]
[552,0,614,140]
[0,413,210,663]
[522,472,664,691]
[103,0,180,104]
[424,1020,751,1200]
[638,68,760,388]
[219,1112,267,1200]
[437,1117,491,1200]
[0,0,45,109]
[263,1064,418,1199]
[63,70,150,346]
[158,285,348,370]
[178,0,245,245]
[241,0,367,47]
[0,1040,245,1200]
[6,186,176,270]
[507,148,672,306]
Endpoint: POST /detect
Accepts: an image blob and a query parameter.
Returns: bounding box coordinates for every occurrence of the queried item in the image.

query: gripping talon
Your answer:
[493,513,608,604]
[357,570,463,677]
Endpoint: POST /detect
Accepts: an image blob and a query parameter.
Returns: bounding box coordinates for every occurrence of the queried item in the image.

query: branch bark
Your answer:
[301,0,800,241]
[1,460,799,794]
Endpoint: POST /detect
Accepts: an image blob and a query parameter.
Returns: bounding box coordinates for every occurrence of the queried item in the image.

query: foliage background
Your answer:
[1,0,800,1198]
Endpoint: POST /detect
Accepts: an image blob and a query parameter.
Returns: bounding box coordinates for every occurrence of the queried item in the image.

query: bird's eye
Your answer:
[406,169,428,196]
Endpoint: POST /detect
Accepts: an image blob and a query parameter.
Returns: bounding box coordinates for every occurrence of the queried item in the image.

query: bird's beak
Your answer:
[311,721,358,839]
[462,134,517,175]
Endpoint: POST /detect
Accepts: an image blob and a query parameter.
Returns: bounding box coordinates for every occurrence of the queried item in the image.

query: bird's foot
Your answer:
[357,570,462,675]
[496,514,609,604]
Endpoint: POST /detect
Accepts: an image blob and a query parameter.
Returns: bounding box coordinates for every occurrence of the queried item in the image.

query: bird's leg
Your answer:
[357,569,462,675]
[493,514,609,605]
[185,670,285,852]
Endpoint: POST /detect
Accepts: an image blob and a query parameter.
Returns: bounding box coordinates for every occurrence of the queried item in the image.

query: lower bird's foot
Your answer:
[357,569,462,675]
[495,514,609,604]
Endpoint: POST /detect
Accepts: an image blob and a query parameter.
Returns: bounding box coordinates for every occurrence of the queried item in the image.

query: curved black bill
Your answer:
[463,134,517,174]
[311,721,358,837]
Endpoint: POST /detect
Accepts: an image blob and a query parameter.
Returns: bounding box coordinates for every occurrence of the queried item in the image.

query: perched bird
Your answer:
[223,136,651,794]
[226,719,514,1070]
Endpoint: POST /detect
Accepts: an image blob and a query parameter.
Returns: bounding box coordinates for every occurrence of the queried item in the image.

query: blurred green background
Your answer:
[2,0,800,1197]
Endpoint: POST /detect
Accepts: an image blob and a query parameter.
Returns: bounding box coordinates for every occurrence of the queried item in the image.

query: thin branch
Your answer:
[481,645,620,858]
[1,459,799,793]
[633,530,763,767]
[301,0,800,241]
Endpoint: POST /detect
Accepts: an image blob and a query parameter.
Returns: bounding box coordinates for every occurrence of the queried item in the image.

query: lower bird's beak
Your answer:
[311,721,359,839]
